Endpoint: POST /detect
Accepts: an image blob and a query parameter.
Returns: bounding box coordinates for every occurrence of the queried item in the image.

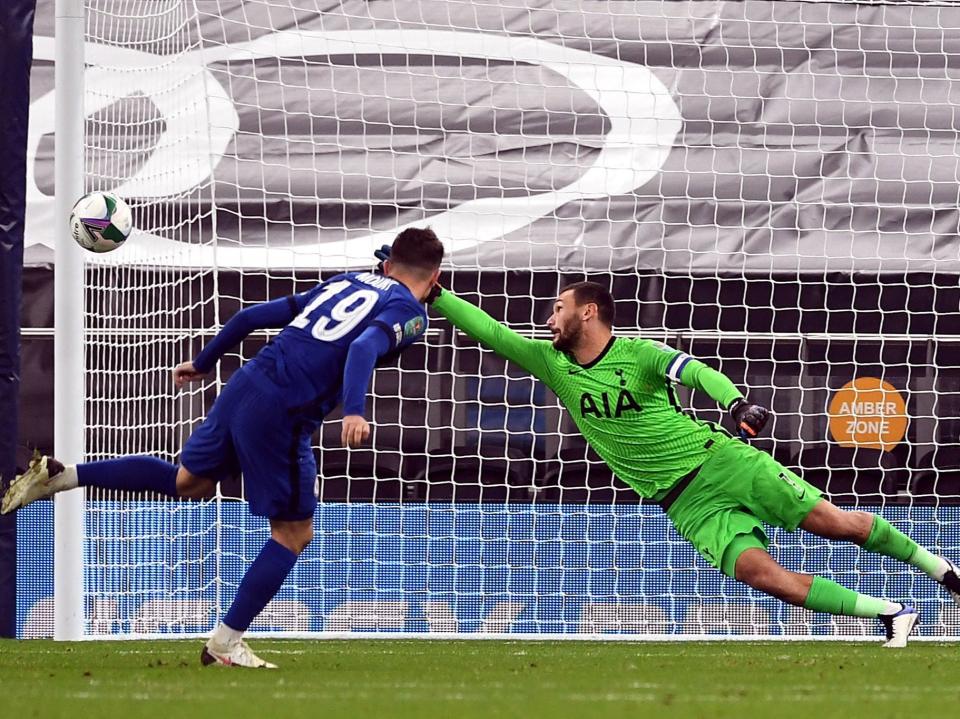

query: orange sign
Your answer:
[828,377,907,451]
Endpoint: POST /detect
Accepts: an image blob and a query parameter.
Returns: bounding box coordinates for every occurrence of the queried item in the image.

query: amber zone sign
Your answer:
[828,377,908,452]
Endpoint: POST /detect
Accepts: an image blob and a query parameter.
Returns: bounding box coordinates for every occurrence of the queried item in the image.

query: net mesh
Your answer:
[23,0,960,638]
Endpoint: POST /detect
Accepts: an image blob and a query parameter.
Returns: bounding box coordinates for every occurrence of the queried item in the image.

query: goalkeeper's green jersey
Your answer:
[432,291,745,498]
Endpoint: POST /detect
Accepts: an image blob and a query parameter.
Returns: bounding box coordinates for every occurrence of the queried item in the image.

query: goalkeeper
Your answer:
[377,249,960,647]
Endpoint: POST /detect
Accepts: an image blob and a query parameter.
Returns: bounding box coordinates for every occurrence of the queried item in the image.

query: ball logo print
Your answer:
[827,378,908,452]
[68,191,133,253]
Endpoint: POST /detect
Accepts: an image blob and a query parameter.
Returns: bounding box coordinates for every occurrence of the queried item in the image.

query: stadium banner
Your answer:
[22,0,960,272]
[0,0,37,638]
[16,501,960,638]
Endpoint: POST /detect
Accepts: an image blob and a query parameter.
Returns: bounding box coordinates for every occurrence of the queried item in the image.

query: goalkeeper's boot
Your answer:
[201,637,278,669]
[879,604,919,648]
[937,559,960,608]
[1,452,67,514]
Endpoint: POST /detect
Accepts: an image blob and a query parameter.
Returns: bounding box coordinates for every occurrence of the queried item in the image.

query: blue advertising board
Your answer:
[16,501,960,638]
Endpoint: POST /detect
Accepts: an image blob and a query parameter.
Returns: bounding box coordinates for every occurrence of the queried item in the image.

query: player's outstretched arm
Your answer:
[340,324,395,448]
[374,243,552,379]
[674,355,742,408]
[431,288,553,381]
[675,355,770,437]
[190,295,301,376]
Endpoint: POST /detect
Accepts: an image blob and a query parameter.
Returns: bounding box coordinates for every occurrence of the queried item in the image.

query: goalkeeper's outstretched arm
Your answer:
[676,357,742,409]
[674,354,770,437]
[431,289,553,382]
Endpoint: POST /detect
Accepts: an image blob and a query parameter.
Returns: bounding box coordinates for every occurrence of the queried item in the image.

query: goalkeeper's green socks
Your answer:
[803,515,953,618]
[863,515,950,581]
[803,576,900,617]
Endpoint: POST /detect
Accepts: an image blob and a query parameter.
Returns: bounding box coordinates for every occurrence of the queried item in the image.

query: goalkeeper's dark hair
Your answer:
[390,227,444,277]
[560,281,615,327]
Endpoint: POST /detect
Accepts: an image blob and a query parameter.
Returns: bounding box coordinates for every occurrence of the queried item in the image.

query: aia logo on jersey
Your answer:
[579,389,642,419]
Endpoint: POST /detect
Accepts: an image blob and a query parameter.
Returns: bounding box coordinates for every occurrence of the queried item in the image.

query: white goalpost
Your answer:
[24,0,960,640]
[52,0,86,641]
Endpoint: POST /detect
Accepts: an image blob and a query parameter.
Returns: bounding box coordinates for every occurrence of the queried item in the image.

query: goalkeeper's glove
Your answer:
[728,398,770,439]
[424,284,442,304]
[374,243,391,273]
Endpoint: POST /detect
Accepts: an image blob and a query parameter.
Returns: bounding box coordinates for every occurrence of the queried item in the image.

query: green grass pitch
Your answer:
[0,639,957,718]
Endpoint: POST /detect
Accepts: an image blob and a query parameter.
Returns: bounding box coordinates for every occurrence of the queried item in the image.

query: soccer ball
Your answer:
[69,191,133,253]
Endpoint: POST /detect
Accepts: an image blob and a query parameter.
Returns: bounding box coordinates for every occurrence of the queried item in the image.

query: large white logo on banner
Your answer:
[27,30,681,268]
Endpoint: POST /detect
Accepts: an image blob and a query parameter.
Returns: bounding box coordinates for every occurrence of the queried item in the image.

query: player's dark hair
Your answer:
[560,281,615,327]
[390,227,444,276]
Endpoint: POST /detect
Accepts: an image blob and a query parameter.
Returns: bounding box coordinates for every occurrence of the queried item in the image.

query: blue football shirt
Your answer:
[243,271,428,421]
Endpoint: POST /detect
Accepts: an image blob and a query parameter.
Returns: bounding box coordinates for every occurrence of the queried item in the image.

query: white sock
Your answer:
[912,546,951,582]
[931,557,952,583]
[212,622,243,646]
[880,601,904,616]
[50,464,78,492]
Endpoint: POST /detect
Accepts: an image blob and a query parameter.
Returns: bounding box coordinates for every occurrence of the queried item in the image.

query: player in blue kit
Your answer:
[2,227,444,668]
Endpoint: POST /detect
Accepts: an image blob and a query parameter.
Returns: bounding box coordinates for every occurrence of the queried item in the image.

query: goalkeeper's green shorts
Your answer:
[663,439,822,578]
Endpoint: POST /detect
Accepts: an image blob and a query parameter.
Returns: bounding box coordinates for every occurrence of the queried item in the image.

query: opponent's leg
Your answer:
[800,500,960,606]
[1,453,213,513]
[734,546,919,648]
[202,517,312,669]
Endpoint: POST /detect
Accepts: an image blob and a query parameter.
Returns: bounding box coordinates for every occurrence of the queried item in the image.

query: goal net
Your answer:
[18,0,960,639]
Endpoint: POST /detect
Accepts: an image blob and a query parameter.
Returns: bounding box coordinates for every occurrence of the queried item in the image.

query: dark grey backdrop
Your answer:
[18,1,960,503]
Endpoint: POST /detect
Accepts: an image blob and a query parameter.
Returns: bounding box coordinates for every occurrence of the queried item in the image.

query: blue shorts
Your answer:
[180,370,318,521]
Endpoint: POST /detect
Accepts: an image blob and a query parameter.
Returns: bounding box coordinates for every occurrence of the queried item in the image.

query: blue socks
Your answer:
[77,457,300,633]
[77,456,178,496]
[223,539,299,631]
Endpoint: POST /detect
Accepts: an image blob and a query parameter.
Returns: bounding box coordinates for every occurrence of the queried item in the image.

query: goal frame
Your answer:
[41,0,960,642]
[53,0,86,641]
